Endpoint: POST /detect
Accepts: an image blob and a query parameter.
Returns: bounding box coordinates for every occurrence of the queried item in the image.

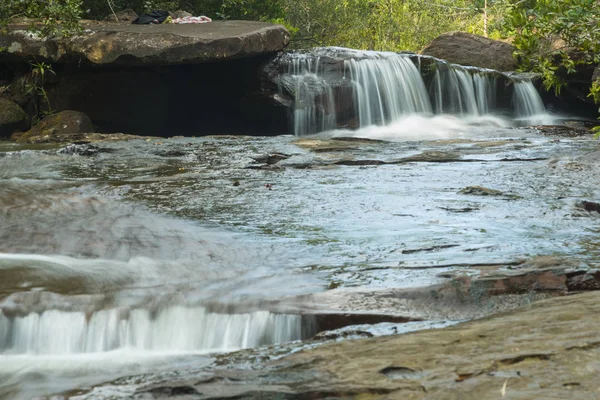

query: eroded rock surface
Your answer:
[275,291,600,399]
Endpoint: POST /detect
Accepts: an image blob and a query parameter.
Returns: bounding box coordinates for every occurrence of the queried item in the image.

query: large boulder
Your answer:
[16,110,93,143]
[0,97,28,137]
[421,31,517,71]
[0,20,290,66]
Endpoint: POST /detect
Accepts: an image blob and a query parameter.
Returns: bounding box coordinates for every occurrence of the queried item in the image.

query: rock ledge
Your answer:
[0,20,290,66]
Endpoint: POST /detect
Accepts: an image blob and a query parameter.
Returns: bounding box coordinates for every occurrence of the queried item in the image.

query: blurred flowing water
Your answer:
[1,49,599,399]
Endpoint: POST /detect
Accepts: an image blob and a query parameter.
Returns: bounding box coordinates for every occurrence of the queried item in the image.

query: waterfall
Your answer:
[284,55,338,136]
[429,63,497,116]
[345,55,432,126]
[277,48,550,136]
[0,307,306,354]
[512,80,550,124]
[474,73,497,114]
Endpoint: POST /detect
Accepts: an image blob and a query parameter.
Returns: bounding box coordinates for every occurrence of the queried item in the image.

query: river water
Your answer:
[2,50,600,399]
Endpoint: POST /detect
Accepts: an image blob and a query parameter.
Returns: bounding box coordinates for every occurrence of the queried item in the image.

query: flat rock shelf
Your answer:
[0,20,290,65]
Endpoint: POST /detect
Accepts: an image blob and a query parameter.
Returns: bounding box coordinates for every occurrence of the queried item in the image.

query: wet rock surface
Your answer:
[530,124,592,137]
[459,185,506,196]
[273,291,600,399]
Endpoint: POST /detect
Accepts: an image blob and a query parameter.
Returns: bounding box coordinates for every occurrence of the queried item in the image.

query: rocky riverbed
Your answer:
[1,117,600,398]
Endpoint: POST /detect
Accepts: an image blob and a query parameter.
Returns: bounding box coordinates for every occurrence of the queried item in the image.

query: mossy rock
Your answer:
[17,110,93,144]
[0,97,28,137]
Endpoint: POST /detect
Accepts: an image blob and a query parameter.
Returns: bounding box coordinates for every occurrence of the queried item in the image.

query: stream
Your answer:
[1,48,600,399]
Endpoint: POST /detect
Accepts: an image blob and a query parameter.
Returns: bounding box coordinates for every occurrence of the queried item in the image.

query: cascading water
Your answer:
[429,62,497,116]
[284,55,338,136]
[278,48,550,136]
[512,80,551,125]
[0,306,305,355]
[345,55,432,126]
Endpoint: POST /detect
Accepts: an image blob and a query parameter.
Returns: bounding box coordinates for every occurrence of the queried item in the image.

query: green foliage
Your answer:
[503,0,600,97]
[215,0,284,21]
[1,0,82,37]
[23,62,56,125]
[0,0,509,53]
[278,0,492,51]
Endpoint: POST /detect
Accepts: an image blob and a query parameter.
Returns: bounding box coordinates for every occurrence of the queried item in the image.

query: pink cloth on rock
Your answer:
[173,16,212,24]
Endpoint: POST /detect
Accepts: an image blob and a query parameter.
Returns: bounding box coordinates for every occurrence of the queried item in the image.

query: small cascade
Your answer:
[345,55,432,126]
[0,307,306,354]
[512,80,549,124]
[429,62,497,115]
[275,48,550,136]
[284,55,338,136]
[474,73,497,114]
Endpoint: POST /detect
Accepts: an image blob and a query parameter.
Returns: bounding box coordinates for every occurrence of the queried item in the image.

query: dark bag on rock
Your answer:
[132,10,169,24]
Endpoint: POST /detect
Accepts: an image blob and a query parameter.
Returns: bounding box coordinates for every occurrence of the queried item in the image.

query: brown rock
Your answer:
[458,185,504,196]
[17,110,93,143]
[275,291,600,399]
[421,31,517,71]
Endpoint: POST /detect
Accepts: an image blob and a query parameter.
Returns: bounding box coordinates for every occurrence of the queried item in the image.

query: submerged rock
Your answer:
[56,143,100,156]
[459,185,505,196]
[16,110,93,143]
[0,97,28,137]
[576,200,600,213]
[292,138,358,152]
[531,125,591,137]
[421,31,517,72]
[251,153,290,164]
[396,151,462,163]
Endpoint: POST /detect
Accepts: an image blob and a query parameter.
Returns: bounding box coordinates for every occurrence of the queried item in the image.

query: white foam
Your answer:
[323,114,512,141]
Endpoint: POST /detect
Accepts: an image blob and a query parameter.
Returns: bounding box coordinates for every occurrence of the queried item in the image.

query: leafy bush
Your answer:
[1,0,82,37]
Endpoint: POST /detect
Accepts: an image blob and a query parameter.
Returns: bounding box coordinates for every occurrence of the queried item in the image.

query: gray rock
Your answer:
[0,20,290,66]
[421,31,517,71]
[0,97,28,137]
